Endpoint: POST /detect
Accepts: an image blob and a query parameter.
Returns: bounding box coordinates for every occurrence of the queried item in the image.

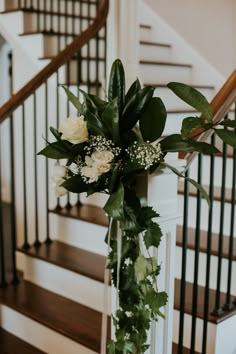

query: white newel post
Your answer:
[106,0,140,87]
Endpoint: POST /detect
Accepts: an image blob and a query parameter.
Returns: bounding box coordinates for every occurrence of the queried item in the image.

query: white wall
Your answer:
[145,0,235,78]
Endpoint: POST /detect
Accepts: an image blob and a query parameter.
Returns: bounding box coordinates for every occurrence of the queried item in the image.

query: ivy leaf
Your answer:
[181,117,211,140]
[138,206,159,228]
[139,97,167,142]
[62,85,82,113]
[61,175,88,193]
[162,162,210,205]
[160,134,196,152]
[50,127,62,141]
[108,59,125,113]
[104,182,125,220]
[215,129,236,148]
[167,82,213,121]
[219,119,236,128]
[121,87,155,132]
[101,98,120,144]
[144,289,168,317]
[38,140,71,159]
[125,78,141,105]
[134,256,158,283]
[144,222,163,249]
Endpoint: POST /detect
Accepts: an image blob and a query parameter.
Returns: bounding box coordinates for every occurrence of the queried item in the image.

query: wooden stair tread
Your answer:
[17,241,106,283]
[0,281,109,352]
[0,328,45,354]
[174,279,236,323]
[140,40,171,48]
[50,204,108,227]
[172,342,200,354]
[19,30,105,39]
[178,180,235,203]
[176,225,236,261]
[140,60,192,68]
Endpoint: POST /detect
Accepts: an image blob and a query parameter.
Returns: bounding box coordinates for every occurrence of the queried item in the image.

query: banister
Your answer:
[180,69,236,167]
[0,0,109,124]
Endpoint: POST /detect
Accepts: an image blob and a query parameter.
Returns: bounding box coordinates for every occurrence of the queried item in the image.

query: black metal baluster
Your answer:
[33,93,40,247]
[65,61,72,210]
[72,1,75,36]
[22,103,30,249]
[202,135,215,353]
[37,0,40,32]
[212,120,228,316]
[50,0,53,32]
[45,82,51,244]
[190,154,202,354]
[87,1,91,92]
[178,172,189,354]
[0,126,6,287]
[65,0,69,46]
[55,70,61,211]
[57,0,61,53]
[43,0,46,31]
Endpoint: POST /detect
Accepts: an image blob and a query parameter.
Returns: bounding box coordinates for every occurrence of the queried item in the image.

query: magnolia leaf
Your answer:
[50,127,62,141]
[144,222,163,249]
[215,129,236,147]
[101,98,120,144]
[160,134,196,152]
[181,117,210,140]
[78,89,97,115]
[84,110,105,136]
[86,93,108,116]
[125,78,141,105]
[219,119,236,128]
[38,141,71,159]
[121,87,155,132]
[62,175,88,193]
[108,59,125,112]
[104,182,125,220]
[188,139,220,154]
[140,97,167,142]
[162,162,210,205]
[167,82,213,121]
[62,86,82,113]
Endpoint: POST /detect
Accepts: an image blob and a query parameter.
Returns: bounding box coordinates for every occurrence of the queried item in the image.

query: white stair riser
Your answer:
[140,63,192,85]
[177,194,236,237]
[140,44,172,62]
[175,246,236,295]
[139,27,154,42]
[16,252,111,314]
[0,305,96,354]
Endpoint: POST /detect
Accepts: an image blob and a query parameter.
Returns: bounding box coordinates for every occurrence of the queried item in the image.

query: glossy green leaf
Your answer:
[162,162,210,205]
[50,126,62,141]
[140,97,167,142]
[101,98,120,144]
[144,222,163,249]
[62,86,82,113]
[125,78,141,105]
[188,139,220,154]
[38,141,71,159]
[167,82,213,121]
[108,59,125,112]
[181,117,210,140]
[144,289,168,316]
[86,93,108,115]
[84,110,105,136]
[104,182,125,220]
[121,87,155,132]
[78,89,97,115]
[215,129,236,147]
[219,119,236,128]
[62,175,88,193]
[160,134,196,152]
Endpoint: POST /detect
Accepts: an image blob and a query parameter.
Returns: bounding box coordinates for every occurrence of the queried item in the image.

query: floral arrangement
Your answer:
[39,59,236,354]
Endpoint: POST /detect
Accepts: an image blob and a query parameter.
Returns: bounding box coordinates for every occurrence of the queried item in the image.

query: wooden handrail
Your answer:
[180,69,236,166]
[0,0,109,124]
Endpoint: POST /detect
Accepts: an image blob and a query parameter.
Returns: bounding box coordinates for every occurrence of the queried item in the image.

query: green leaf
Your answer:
[144,222,163,249]
[144,289,168,317]
[121,87,155,132]
[84,110,105,136]
[61,175,88,193]
[167,82,213,121]
[181,117,210,140]
[109,163,121,194]
[108,59,125,112]
[62,86,82,113]
[134,256,158,283]
[162,162,210,205]
[138,206,159,227]
[50,126,62,141]
[160,134,196,152]
[38,141,71,159]
[125,78,141,105]
[188,139,220,154]
[219,119,236,128]
[215,129,236,147]
[78,89,97,115]
[104,182,125,220]
[140,97,167,142]
[86,93,108,116]
[101,98,120,144]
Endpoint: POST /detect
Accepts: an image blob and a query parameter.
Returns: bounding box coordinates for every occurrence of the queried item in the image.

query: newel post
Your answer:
[145,159,185,354]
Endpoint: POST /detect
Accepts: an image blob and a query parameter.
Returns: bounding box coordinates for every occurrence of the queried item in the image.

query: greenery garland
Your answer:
[39,59,236,354]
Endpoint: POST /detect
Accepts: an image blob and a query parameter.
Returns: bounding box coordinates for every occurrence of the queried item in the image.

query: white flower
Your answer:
[69,163,79,174]
[81,166,99,183]
[59,115,88,144]
[51,163,67,197]
[125,311,133,318]
[96,163,111,175]
[85,155,94,167]
[91,150,114,164]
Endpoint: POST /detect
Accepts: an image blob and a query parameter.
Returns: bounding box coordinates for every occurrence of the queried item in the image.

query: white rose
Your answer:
[96,163,111,175]
[53,163,67,178]
[81,166,99,183]
[54,179,67,197]
[59,115,88,144]
[91,150,114,164]
[51,163,67,197]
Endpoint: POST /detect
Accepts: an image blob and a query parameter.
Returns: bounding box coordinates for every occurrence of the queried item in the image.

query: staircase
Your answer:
[0,1,236,353]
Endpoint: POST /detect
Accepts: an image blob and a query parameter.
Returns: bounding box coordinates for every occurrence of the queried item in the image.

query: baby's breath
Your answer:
[85,135,121,156]
[127,142,163,170]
